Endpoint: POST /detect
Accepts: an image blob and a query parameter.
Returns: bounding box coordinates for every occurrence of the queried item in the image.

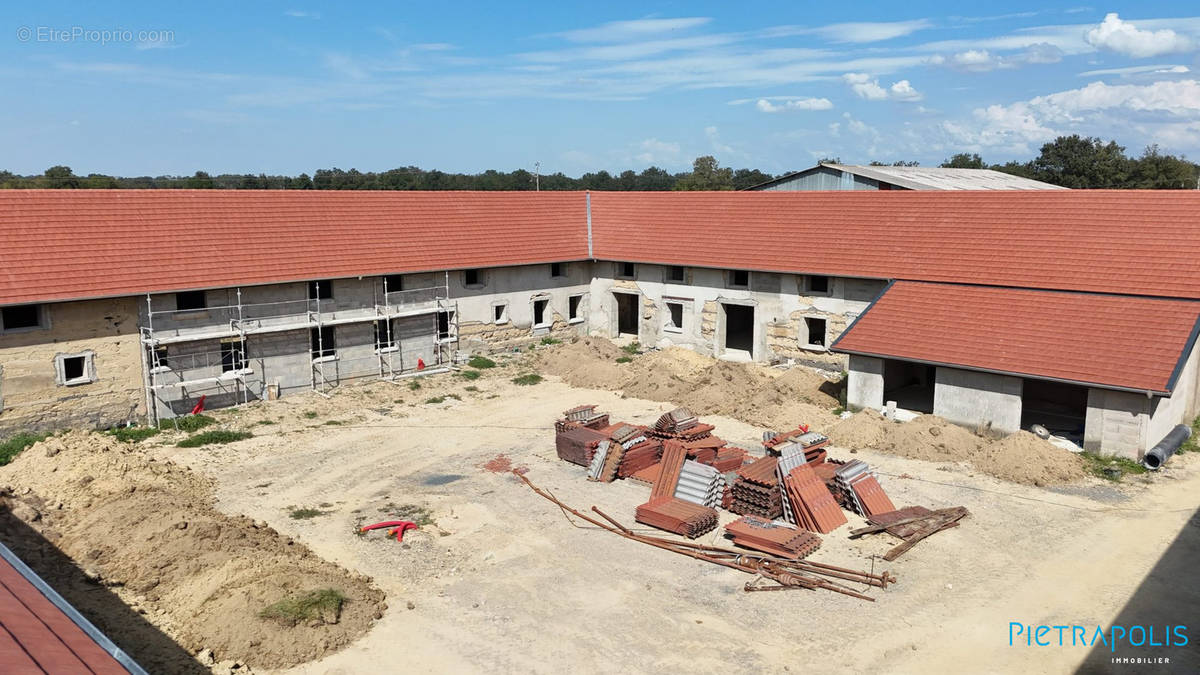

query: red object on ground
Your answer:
[190,395,206,415]
[360,520,418,543]
[417,358,425,370]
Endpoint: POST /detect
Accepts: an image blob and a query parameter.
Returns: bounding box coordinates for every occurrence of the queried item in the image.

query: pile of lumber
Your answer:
[850,506,970,560]
[725,516,822,559]
[635,497,719,538]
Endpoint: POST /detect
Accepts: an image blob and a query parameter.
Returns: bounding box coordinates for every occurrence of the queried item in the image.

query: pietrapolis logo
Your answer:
[1010,622,1188,661]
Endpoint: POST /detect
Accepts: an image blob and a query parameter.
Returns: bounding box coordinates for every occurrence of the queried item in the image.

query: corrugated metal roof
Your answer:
[821,164,1067,191]
[831,280,1200,393]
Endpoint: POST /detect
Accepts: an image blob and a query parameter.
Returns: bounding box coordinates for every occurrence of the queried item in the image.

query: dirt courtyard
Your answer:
[143,365,1200,674]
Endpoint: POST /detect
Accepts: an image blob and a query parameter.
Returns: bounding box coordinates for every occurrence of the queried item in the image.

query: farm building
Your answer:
[0,189,1197,460]
[746,162,1065,191]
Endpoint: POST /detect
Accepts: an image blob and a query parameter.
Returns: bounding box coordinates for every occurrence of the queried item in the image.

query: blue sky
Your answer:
[2,2,1199,176]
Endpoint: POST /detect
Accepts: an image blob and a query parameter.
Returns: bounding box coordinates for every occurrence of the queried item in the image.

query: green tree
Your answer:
[674,156,734,191]
[1128,145,1199,189]
[941,153,985,169]
[43,165,79,188]
[185,171,215,189]
[1029,135,1131,188]
[732,168,774,190]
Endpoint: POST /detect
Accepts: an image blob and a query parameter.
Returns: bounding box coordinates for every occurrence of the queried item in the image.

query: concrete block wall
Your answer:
[932,367,1022,435]
[1147,340,1200,449]
[847,355,884,411]
[0,297,146,435]
[1084,389,1151,458]
[449,264,591,352]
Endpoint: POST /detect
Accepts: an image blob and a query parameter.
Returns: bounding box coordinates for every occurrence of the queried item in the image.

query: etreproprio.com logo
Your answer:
[1010,623,1188,651]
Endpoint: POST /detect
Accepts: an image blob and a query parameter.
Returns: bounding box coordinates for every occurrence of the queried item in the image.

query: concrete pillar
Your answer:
[932,366,1022,435]
[847,355,884,411]
[1084,388,1150,459]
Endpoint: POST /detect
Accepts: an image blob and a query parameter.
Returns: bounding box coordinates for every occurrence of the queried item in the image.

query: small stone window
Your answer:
[550,263,567,278]
[310,326,336,360]
[533,298,550,327]
[384,275,404,293]
[463,269,484,288]
[220,339,247,372]
[806,275,830,294]
[664,302,684,333]
[374,320,396,351]
[1,304,45,332]
[616,262,636,279]
[804,317,828,348]
[568,295,584,323]
[308,280,334,300]
[55,351,96,386]
[493,303,509,324]
[175,291,207,311]
[666,266,686,283]
[728,270,750,289]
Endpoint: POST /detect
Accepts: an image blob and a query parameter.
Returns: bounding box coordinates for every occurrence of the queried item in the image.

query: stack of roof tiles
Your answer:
[635,497,719,538]
[783,464,848,534]
[709,445,748,472]
[653,408,698,434]
[724,516,822,559]
[766,428,830,464]
[556,404,610,432]
[834,461,896,517]
[650,441,687,500]
[673,460,726,508]
[555,426,608,466]
[728,456,783,519]
[617,438,663,478]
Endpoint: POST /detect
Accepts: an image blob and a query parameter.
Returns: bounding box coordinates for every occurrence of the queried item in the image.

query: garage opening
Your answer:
[722,303,754,355]
[615,293,638,337]
[883,359,935,413]
[1021,378,1088,443]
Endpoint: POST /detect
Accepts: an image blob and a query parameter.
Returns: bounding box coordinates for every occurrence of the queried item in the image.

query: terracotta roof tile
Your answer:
[832,281,1200,393]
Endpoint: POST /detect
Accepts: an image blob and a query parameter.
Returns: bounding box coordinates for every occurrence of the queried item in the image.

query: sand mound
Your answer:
[536,340,840,431]
[828,411,1086,486]
[0,432,383,671]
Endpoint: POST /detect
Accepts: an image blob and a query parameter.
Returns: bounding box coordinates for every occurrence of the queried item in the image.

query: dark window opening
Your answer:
[437,311,455,340]
[619,262,636,278]
[310,326,336,359]
[805,317,827,347]
[808,275,830,294]
[463,269,481,287]
[615,293,638,336]
[374,320,394,350]
[175,291,207,311]
[2,304,42,330]
[667,266,685,282]
[666,302,684,330]
[308,280,333,300]
[533,299,549,326]
[153,346,169,369]
[568,295,582,321]
[494,304,507,323]
[550,263,565,278]
[384,275,404,292]
[722,303,754,353]
[63,356,85,382]
[221,339,246,372]
[730,270,750,288]
[882,360,935,414]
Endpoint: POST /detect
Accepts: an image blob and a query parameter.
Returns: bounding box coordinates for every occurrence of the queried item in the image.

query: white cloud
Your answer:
[284,9,320,19]
[705,126,736,155]
[889,80,923,101]
[1079,64,1190,77]
[944,43,1062,72]
[766,19,933,44]
[754,97,834,112]
[1085,13,1193,58]
[634,138,683,164]
[555,17,712,43]
[843,72,887,100]
[843,73,922,102]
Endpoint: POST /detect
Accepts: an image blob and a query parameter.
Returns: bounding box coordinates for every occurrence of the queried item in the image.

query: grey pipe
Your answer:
[1144,424,1192,470]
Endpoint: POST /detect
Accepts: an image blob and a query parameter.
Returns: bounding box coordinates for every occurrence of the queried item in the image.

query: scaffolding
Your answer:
[140,277,457,424]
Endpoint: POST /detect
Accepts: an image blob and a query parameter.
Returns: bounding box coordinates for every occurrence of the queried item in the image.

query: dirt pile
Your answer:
[0,431,383,671]
[535,340,841,431]
[828,411,1086,485]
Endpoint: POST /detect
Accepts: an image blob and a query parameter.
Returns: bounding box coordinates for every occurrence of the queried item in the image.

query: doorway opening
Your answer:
[614,293,638,337]
[722,303,754,355]
[882,359,935,413]
[1021,378,1088,443]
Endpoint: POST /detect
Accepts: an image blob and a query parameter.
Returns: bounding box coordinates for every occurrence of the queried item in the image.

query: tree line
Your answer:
[2,135,1196,191]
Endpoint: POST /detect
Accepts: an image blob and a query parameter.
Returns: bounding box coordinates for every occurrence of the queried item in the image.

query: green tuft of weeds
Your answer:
[512,373,543,386]
[176,430,253,448]
[408,380,422,391]
[464,385,479,393]
[0,432,49,466]
[323,420,343,426]
[257,419,276,425]
[289,507,326,519]
[302,411,319,419]
[379,503,436,527]
[259,589,346,626]
[107,426,160,444]
[457,369,482,381]
[540,336,562,345]
[160,414,216,432]
[615,356,632,363]
[1080,452,1149,482]
[424,396,446,404]
[467,355,496,369]
[1178,415,1200,454]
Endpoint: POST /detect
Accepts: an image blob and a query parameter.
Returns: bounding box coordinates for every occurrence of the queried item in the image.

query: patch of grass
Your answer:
[302,411,319,419]
[621,341,641,355]
[464,385,479,392]
[540,336,561,345]
[1178,415,1200,454]
[457,369,481,381]
[380,503,436,527]
[467,355,496,369]
[289,507,326,519]
[323,420,343,426]
[259,588,345,626]
[408,380,422,391]
[512,373,543,386]
[1080,452,1149,482]
[615,356,632,363]
[160,414,216,432]
[256,419,275,425]
[0,432,49,466]
[107,426,160,444]
[176,430,253,448]
[832,407,846,416]
[424,396,446,404]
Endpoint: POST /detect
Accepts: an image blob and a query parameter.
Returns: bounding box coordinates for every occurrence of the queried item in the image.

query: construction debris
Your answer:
[635,497,719,538]
[724,516,821,559]
[851,506,971,560]
[834,460,896,517]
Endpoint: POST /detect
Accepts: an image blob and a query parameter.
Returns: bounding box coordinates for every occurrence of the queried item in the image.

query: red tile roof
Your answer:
[0,549,132,674]
[832,281,1200,393]
[588,190,1200,300]
[0,190,588,306]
